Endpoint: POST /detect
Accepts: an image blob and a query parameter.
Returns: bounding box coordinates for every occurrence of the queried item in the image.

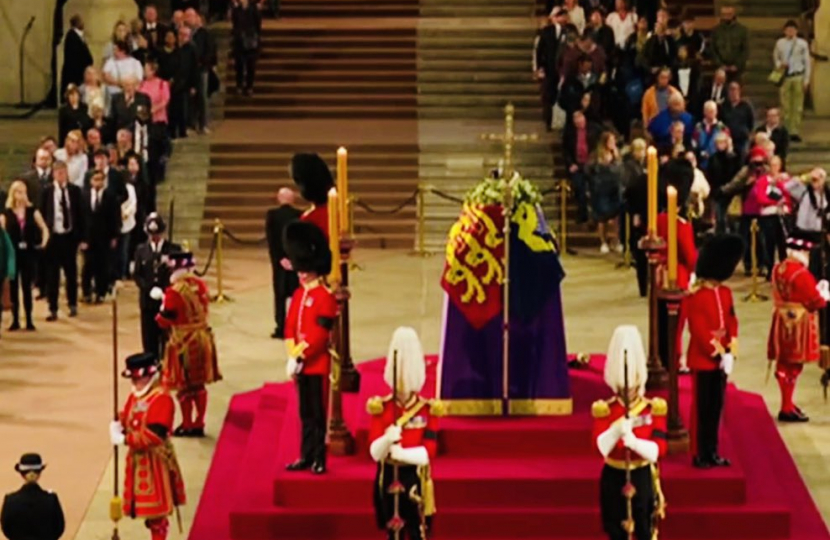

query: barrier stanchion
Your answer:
[410,185,432,258]
[616,213,632,269]
[744,218,768,302]
[211,218,231,303]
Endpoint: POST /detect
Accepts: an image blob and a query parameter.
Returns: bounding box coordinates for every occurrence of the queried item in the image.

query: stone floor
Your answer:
[1,247,829,540]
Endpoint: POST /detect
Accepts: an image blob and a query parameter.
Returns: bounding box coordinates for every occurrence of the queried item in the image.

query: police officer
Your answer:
[1,453,65,540]
[133,213,180,357]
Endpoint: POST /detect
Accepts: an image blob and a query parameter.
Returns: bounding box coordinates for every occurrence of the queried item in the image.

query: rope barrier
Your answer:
[222,228,267,246]
[429,189,464,204]
[354,189,419,214]
[195,234,217,278]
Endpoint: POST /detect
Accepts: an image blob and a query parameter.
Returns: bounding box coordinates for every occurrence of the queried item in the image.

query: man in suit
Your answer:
[20,148,53,211]
[142,4,168,54]
[755,107,790,166]
[81,170,121,303]
[40,161,84,321]
[558,54,602,123]
[169,25,200,139]
[534,7,568,131]
[0,453,65,540]
[111,77,152,132]
[265,188,302,339]
[60,15,93,96]
[133,213,179,356]
[85,149,127,204]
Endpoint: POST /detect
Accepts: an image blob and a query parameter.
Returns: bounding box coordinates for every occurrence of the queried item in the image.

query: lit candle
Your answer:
[337,147,349,234]
[647,146,658,237]
[667,186,678,287]
[328,188,342,285]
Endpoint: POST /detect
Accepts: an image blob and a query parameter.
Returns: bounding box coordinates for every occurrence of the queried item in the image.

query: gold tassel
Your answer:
[651,464,666,540]
[418,465,436,517]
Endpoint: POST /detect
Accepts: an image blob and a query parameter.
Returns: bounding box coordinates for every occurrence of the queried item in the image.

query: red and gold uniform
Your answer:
[768,257,827,417]
[368,395,443,540]
[301,205,329,240]
[592,397,667,540]
[656,212,698,370]
[120,385,186,540]
[156,271,221,435]
[284,277,337,471]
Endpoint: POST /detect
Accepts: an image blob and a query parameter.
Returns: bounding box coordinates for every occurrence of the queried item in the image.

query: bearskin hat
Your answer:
[659,158,694,212]
[284,221,332,275]
[695,234,744,282]
[290,153,334,206]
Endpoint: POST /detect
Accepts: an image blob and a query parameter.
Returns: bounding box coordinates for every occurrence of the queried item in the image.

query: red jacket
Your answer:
[301,204,329,240]
[592,396,668,466]
[755,175,792,215]
[685,283,738,371]
[656,212,697,290]
[768,258,827,364]
[285,278,338,375]
[368,395,441,460]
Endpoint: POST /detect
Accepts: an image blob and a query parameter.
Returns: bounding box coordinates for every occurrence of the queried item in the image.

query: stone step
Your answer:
[420,5,535,16]
[224,95,418,107]
[418,38,538,50]
[418,28,533,39]
[418,94,538,107]
[257,49,415,61]
[248,71,417,83]
[224,106,417,120]
[418,107,540,120]
[417,49,534,61]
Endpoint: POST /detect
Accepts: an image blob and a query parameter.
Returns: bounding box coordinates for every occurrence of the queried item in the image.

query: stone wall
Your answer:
[0,0,58,104]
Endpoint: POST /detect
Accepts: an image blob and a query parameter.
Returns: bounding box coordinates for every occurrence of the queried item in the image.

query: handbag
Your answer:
[769,40,796,87]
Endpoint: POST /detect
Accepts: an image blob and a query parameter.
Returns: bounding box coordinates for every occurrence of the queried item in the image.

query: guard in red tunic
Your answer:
[656,158,698,371]
[593,325,667,540]
[283,221,338,475]
[152,252,221,437]
[685,234,743,469]
[368,327,443,540]
[291,153,334,238]
[768,229,830,422]
[110,352,186,540]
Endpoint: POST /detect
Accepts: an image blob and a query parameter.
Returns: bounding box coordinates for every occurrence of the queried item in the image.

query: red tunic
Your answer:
[120,386,186,519]
[284,278,338,376]
[685,283,738,371]
[301,204,329,240]
[156,274,221,389]
[768,258,827,364]
[592,397,668,467]
[367,395,440,460]
[656,212,697,290]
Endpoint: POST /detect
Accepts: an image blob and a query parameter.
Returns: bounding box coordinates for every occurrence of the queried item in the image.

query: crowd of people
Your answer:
[0,4,224,336]
[537,1,817,275]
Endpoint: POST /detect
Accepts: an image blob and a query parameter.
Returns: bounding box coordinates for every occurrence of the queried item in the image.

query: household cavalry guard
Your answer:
[685,234,743,469]
[109,352,186,540]
[768,229,830,422]
[152,251,221,437]
[290,153,334,238]
[367,327,444,540]
[283,221,338,475]
[592,325,667,540]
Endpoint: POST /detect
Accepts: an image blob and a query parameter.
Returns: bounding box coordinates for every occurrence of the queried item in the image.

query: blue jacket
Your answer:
[647,109,694,149]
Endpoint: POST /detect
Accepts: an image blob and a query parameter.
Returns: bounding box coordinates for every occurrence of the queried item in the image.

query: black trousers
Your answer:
[82,244,112,299]
[272,265,298,333]
[168,91,189,139]
[630,225,648,298]
[600,464,654,540]
[758,215,786,278]
[140,296,163,357]
[234,49,258,90]
[373,463,426,540]
[296,374,327,466]
[9,249,35,323]
[694,369,727,460]
[45,234,78,313]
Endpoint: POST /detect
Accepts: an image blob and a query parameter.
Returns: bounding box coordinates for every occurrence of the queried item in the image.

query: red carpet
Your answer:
[189,355,830,540]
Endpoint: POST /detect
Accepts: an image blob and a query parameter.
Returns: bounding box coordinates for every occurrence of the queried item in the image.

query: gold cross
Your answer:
[480,103,538,181]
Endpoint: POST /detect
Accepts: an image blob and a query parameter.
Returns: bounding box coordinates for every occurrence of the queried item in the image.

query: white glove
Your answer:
[285,357,300,379]
[817,280,830,301]
[688,272,697,289]
[150,286,164,301]
[389,444,430,466]
[110,421,125,446]
[623,434,659,463]
[619,418,633,438]
[384,425,402,444]
[720,352,735,376]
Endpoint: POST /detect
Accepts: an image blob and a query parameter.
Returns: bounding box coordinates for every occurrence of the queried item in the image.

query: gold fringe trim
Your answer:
[442,398,573,416]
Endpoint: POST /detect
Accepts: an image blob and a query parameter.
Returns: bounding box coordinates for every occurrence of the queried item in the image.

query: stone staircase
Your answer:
[224,27,417,120]
[417,25,540,120]
[203,143,419,248]
[158,136,211,249]
[279,0,418,17]
[423,0,537,17]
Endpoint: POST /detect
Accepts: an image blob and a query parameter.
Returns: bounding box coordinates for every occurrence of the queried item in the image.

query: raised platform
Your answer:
[189,356,830,540]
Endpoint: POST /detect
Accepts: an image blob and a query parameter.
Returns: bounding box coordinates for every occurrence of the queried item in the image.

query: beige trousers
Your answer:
[780,75,805,136]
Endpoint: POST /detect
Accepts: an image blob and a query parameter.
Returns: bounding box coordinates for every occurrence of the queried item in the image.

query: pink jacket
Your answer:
[138,77,170,124]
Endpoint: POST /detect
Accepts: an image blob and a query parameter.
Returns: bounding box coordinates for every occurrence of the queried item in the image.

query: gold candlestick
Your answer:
[647,147,658,238]
[666,186,678,288]
[337,147,349,234]
[328,188,342,285]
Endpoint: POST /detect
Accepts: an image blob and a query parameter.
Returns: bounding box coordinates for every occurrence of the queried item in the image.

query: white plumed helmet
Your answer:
[604,325,648,395]
[384,327,426,395]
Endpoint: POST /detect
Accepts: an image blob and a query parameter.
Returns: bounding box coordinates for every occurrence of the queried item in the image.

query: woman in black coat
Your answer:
[706,132,742,234]
[231,0,262,95]
[58,85,91,147]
